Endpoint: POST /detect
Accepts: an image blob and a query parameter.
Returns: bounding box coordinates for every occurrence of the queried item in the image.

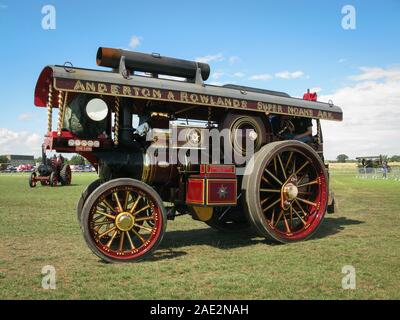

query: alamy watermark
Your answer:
[41,5,56,30]
[141,125,256,175]
[41,265,56,290]
[341,265,356,290]
[341,5,356,30]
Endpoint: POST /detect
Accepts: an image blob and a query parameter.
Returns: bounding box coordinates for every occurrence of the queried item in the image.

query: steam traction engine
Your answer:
[29,148,71,187]
[34,47,343,263]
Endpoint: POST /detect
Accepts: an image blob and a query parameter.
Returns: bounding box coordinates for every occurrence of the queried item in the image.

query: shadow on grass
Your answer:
[313,216,364,239]
[104,216,364,263]
[158,216,364,252]
[160,227,270,251]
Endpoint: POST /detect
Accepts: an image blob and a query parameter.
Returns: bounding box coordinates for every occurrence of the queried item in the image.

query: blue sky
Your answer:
[1,0,400,159]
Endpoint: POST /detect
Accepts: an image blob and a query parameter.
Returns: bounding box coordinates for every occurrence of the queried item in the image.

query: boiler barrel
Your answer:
[97,47,211,81]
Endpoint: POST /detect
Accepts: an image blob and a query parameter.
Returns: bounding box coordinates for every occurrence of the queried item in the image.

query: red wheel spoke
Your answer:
[294,199,309,218]
[261,197,270,206]
[129,195,142,214]
[260,188,281,193]
[118,231,125,252]
[274,210,284,227]
[102,199,116,213]
[282,212,291,233]
[131,229,146,244]
[262,176,272,185]
[297,197,317,207]
[113,192,123,212]
[133,223,152,232]
[265,169,283,185]
[271,207,275,225]
[98,226,117,239]
[93,214,107,222]
[106,229,118,248]
[123,191,130,211]
[126,231,136,250]
[95,210,116,220]
[298,191,312,196]
[263,198,281,213]
[277,154,287,180]
[294,160,310,176]
[298,179,319,188]
[135,215,155,222]
[93,220,114,227]
[290,205,293,228]
[284,152,293,172]
[132,204,151,216]
[294,210,307,225]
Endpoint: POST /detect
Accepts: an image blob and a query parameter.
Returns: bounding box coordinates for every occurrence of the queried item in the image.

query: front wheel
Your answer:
[242,141,328,243]
[59,164,72,186]
[49,172,58,187]
[80,178,167,263]
[29,172,36,188]
[76,179,102,224]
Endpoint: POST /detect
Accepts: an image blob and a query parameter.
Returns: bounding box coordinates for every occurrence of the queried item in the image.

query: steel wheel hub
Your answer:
[115,212,135,231]
[283,183,298,201]
[248,130,258,141]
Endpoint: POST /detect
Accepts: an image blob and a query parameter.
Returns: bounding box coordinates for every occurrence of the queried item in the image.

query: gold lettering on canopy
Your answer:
[59,78,341,121]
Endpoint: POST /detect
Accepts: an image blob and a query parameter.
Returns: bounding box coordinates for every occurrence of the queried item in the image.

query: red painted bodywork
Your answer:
[34,67,56,107]
[303,90,318,101]
[186,179,205,204]
[43,131,113,169]
[186,165,237,206]
[200,164,236,174]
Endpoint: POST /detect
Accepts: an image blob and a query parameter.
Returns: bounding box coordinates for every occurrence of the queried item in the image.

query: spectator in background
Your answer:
[382,161,388,179]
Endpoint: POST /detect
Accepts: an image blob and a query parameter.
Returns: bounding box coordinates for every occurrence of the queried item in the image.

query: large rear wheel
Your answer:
[80,178,167,263]
[242,141,328,243]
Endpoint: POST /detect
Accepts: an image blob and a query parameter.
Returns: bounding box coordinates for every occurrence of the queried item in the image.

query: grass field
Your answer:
[0,170,399,300]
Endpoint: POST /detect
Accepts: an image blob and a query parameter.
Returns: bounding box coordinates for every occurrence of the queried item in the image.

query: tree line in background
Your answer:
[335,154,400,163]
[0,155,88,165]
[2,154,400,165]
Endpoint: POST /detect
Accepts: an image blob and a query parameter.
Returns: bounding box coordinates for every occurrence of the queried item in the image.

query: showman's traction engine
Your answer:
[33,47,343,262]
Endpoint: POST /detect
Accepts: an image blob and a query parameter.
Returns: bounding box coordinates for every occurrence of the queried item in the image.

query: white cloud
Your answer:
[0,3,7,9]
[17,113,32,121]
[233,72,245,78]
[195,53,224,64]
[309,87,322,93]
[320,66,400,160]
[129,35,142,49]
[275,70,304,79]
[211,72,224,80]
[229,56,240,65]
[0,128,42,156]
[348,66,400,81]
[338,58,347,63]
[249,73,272,81]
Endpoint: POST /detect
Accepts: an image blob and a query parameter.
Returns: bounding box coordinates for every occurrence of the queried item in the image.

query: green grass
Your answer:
[0,171,399,299]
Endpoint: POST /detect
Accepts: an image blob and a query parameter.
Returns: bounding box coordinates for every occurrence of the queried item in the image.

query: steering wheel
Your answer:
[278,119,295,136]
